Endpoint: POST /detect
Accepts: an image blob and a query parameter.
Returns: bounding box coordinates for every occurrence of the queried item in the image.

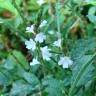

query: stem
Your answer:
[50,50,62,54]
[65,18,80,39]
[56,2,61,38]
[12,0,27,26]
[50,57,68,96]
[55,1,64,52]
[69,52,96,96]
[44,18,53,33]
[37,43,46,77]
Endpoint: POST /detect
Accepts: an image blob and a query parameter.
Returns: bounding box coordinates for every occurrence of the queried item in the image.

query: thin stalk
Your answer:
[50,50,62,54]
[37,43,46,77]
[12,0,27,26]
[50,57,68,96]
[56,2,61,38]
[65,17,80,39]
[69,52,96,96]
[44,18,53,33]
[55,1,64,53]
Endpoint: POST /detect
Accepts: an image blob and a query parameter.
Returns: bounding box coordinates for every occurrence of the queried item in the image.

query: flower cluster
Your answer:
[25,19,73,68]
[25,20,52,65]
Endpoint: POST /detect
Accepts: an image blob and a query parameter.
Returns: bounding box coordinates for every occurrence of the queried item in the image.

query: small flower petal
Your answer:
[53,39,62,47]
[58,56,73,68]
[62,63,69,68]
[35,32,46,43]
[30,58,40,66]
[39,20,47,28]
[37,0,45,6]
[40,46,52,61]
[26,25,34,33]
[25,39,36,51]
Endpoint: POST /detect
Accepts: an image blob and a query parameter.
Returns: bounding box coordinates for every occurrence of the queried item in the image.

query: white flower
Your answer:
[58,56,73,68]
[30,58,40,66]
[53,39,62,47]
[40,46,52,61]
[35,32,46,43]
[37,0,45,6]
[39,20,47,28]
[25,39,36,51]
[26,25,34,33]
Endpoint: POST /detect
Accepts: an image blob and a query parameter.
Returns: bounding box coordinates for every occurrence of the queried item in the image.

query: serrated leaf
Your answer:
[4,54,17,70]
[70,38,96,60]
[0,69,13,86]
[23,72,39,86]
[42,76,64,96]
[72,55,94,86]
[10,81,33,96]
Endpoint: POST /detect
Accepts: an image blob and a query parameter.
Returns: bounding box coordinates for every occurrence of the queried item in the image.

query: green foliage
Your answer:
[0,0,18,16]
[0,0,96,96]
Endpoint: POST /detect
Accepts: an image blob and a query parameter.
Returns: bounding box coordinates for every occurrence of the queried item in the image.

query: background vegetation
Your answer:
[0,0,96,96]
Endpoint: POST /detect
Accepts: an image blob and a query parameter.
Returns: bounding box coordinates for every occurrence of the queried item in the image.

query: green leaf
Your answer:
[10,81,33,96]
[84,0,96,5]
[23,72,39,86]
[4,54,17,70]
[73,0,83,4]
[0,0,18,16]
[27,0,39,10]
[0,72,9,86]
[42,76,64,96]
[70,38,96,60]
[72,55,94,86]
[12,50,29,70]
[69,53,96,96]
[69,38,96,96]
[0,68,13,86]
[87,7,96,24]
